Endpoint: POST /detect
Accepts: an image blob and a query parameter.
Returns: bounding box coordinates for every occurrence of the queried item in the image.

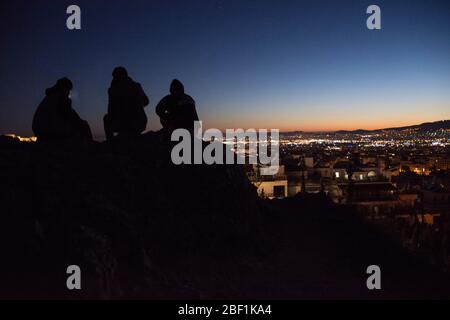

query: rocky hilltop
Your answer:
[0,133,264,299]
[1,132,450,299]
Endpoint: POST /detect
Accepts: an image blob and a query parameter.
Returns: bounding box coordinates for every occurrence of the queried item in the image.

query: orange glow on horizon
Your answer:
[199,117,449,133]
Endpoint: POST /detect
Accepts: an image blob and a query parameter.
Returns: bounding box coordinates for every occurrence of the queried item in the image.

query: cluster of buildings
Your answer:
[248,132,450,267]
[247,132,450,227]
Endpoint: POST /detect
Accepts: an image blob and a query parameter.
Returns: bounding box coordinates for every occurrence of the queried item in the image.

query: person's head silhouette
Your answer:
[112,66,128,80]
[55,77,73,97]
[170,79,184,97]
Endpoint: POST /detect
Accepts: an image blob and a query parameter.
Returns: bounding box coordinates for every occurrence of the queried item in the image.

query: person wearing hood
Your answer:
[103,67,149,141]
[32,77,93,143]
[155,79,199,132]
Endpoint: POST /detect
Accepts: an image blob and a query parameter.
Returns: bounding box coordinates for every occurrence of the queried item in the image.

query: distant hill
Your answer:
[379,120,450,132]
[334,129,372,134]
[281,120,450,135]
[337,120,450,134]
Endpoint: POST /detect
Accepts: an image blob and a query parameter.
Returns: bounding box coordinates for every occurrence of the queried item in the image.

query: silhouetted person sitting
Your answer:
[156,79,199,132]
[32,78,93,143]
[103,67,149,141]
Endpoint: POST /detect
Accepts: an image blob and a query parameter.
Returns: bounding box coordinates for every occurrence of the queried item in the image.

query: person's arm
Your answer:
[155,96,169,119]
[107,87,113,114]
[187,95,199,121]
[136,83,149,107]
[32,101,44,136]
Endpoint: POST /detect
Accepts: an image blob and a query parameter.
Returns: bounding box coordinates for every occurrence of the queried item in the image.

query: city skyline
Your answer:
[0,0,449,137]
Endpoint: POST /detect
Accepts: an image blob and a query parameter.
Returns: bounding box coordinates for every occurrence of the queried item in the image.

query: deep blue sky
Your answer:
[0,0,449,137]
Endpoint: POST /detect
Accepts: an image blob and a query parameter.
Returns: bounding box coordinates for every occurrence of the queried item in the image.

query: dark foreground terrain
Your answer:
[1,133,449,299]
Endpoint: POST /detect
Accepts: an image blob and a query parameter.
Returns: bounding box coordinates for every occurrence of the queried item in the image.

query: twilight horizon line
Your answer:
[3,118,449,141]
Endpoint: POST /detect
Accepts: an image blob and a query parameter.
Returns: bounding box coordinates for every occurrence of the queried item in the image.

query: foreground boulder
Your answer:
[1,133,450,299]
[0,133,264,298]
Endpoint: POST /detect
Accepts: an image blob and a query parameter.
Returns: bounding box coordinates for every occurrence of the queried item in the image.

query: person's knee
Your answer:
[80,120,93,140]
[82,120,91,130]
[104,114,113,131]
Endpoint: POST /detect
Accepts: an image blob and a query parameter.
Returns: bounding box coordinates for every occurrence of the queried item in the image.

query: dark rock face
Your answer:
[0,133,264,299]
[1,133,450,299]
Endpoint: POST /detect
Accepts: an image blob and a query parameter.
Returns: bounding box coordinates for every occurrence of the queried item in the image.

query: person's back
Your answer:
[156,79,199,131]
[32,78,92,143]
[104,67,149,140]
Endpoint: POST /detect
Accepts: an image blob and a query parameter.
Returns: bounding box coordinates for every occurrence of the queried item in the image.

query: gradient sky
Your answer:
[0,0,449,138]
